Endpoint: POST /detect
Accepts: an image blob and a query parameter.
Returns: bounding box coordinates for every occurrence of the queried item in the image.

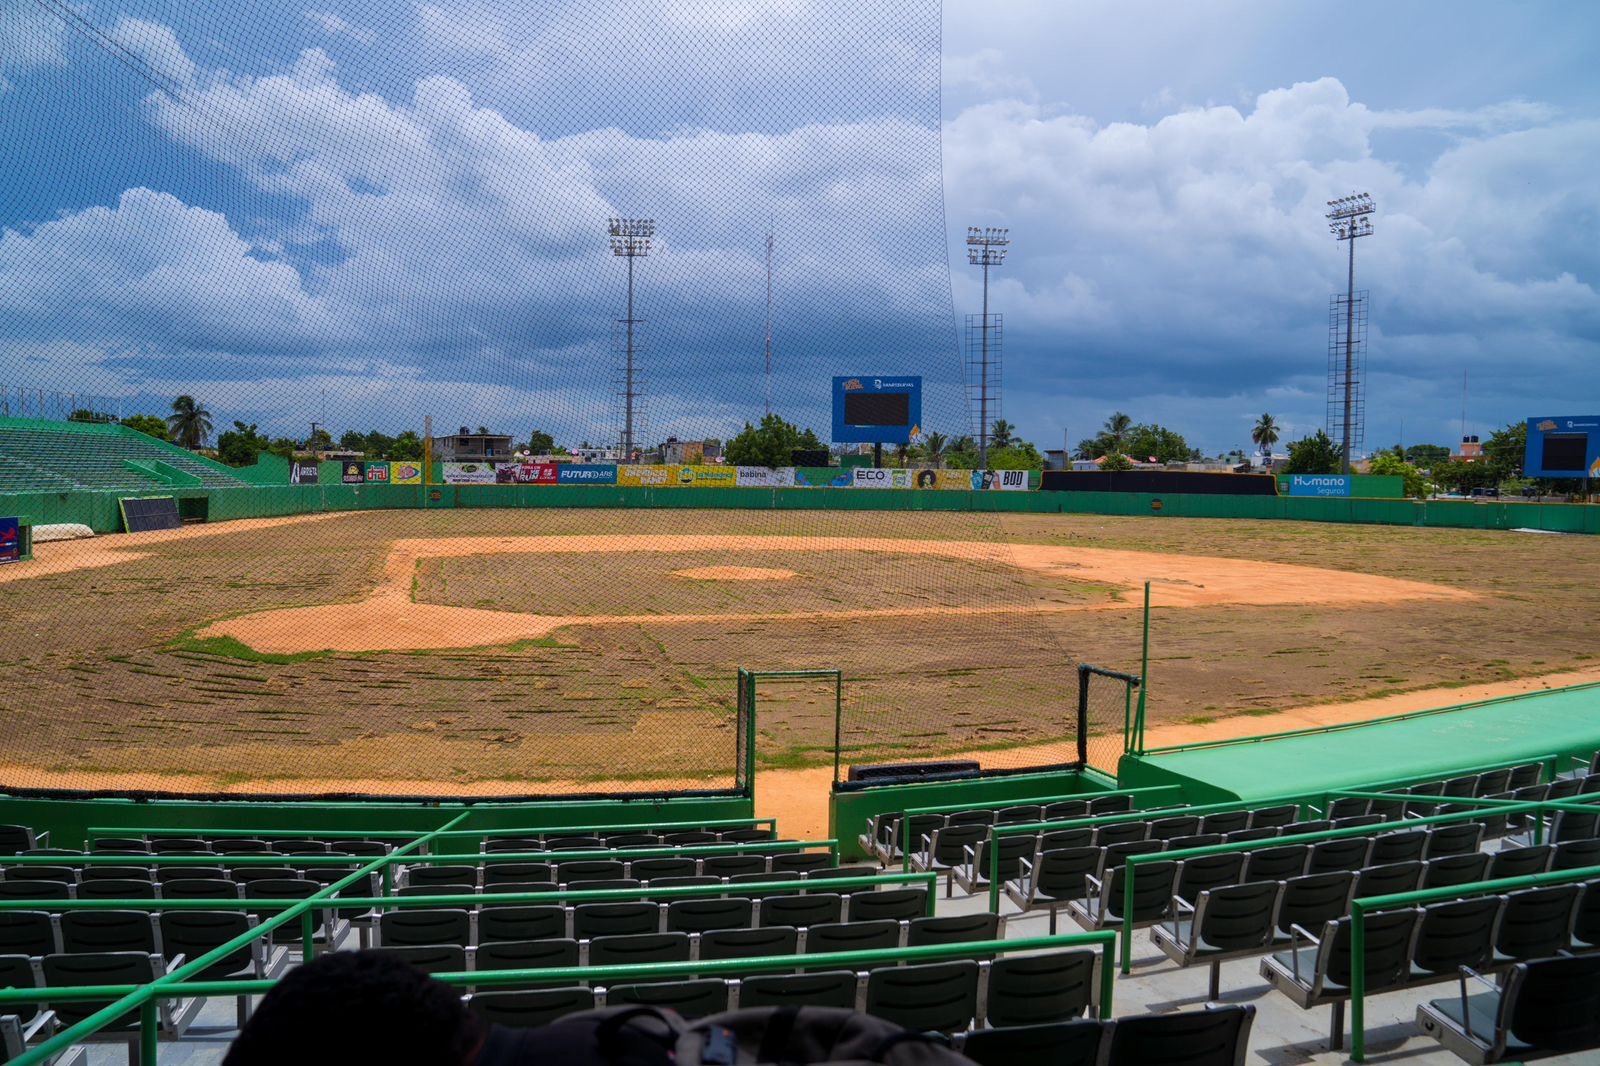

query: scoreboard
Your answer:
[832,376,922,445]
[1523,415,1600,479]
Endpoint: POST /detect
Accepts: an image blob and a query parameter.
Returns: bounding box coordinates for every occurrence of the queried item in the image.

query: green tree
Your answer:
[989,419,1016,450]
[526,429,555,455]
[1367,451,1431,498]
[1251,414,1279,459]
[1284,430,1343,474]
[1432,459,1497,495]
[306,427,333,451]
[339,430,366,451]
[390,431,424,461]
[722,414,819,467]
[945,435,979,469]
[987,442,1044,469]
[120,414,170,441]
[69,408,116,423]
[215,421,273,467]
[1483,422,1527,483]
[1100,451,1134,471]
[1103,412,1132,452]
[1405,443,1450,469]
[1124,424,1194,464]
[167,395,213,449]
[917,431,949,469]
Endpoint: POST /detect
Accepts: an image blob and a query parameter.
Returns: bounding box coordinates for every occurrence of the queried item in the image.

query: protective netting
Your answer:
[0,0,1098,798]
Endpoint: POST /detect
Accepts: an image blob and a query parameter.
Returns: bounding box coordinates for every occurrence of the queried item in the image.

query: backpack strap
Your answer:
[755,1006,802,1063]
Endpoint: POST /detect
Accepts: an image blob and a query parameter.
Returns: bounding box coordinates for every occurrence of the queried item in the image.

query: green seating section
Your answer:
[0,419,250,493]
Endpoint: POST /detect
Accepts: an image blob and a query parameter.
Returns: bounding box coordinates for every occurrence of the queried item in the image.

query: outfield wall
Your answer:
[3,482,1597,534]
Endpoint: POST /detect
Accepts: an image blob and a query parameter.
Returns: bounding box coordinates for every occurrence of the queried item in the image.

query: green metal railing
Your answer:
[1348,861,1600,1061]
[0,931,1119,1066]
[85,816,777,849]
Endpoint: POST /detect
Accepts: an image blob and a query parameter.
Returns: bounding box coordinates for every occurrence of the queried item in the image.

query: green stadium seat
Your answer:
[1272,872,1356,943]
[959,1020,1103,1066]
[607,979,729,1018]
[1417,954,1600,1063]
[737,970,859,1011]
[696,926,797,963]
[368,944,467,976]
[1422,853,1490,890]
[1068,860,1177,932]
[802,920,899,961]
[845,888,926,923]
[377,908,471,948]
[759,893,840,929]
[1152,881,1281,999]
[982,950,1099,1026]
[1409,897,1500,980]
[1103,1004,1255,1066]
[572,902,660,939]
[479,905,566,943]
[864,960,978,1033]
[474,938,578,974]
[1353,861,1424,900]
[906,912,1001,947]
[1492,885,1578,964]
[1260,909,1419,1050]
[586,932,690,969]
[666,898,753,934]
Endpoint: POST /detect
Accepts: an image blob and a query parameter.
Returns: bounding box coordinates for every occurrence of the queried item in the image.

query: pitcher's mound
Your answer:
[673,566,797,581]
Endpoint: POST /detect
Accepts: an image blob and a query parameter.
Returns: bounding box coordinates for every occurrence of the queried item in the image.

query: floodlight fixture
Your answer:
[1325,192,1375,474]
[966,224,1010,468]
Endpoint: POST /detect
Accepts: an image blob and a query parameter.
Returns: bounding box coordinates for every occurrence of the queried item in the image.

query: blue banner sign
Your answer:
[831,375,922,445]
[1288,474,1352,497]
[0,517,18,564]
[557,464,618,485]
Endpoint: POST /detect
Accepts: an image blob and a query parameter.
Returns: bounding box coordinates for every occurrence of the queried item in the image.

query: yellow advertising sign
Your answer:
[617,464,738,488]
[934,469,980,491]
[390,462,423,485]
[617,465,674,487]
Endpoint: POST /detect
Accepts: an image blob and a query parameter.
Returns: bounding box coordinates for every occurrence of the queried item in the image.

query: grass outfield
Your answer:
[3,507,1596,793]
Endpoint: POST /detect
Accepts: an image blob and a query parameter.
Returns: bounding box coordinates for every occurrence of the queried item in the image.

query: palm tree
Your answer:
[167,395,213,449]
[989,419,1015,450]
[1251,413,1280,460]
[919,431,948,469]
[1103,412,1132,452]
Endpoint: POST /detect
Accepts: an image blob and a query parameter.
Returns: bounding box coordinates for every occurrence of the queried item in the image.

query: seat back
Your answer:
[1199,811,1250,835]
[73,878,156,901]
[369,944,466,975]
[1032,847,1099,901]
[1501,954,1600,1052]
[1104,860,1176,922]
[1093,822,1147,848]
[1174,853,1245,903]
[1421,853,1490,891]
[479,905,567,943]
[983,950,1097,1027]
[1489,846,1551,880]
[738,970,857,1011]
[474,937,579,972]
[40,952,158,1027]
[1099,840,1163,872]
[759,893,841,929]
[557,860,626,884]
[1424,823,1485,858]
[665,897,753,934]
[927,825,987,867]
[1223,828,1278,846]
[1322,909,1418,991]
[158,911,254,979]
[1305,837,1370,875]
[700,855,769,879]
[59,910,156,954]
[0,954,40,1021]
[0,912,54,957]
[0,881,69,901]
[1087,795,1133,816]
[1043,800,1089,820]
[1104,1004,1255,1066]
[573,902,659,939]
[846,888,926,923]
[1241,844,1307,882]
[1506,762,1543,790]
[406,864,479,887]
[1248,805,1299,829]
[1550,809,1600,844]
[1353,862,1423,901]
[1410,896,1499,976]
[996,805,1042,824]
[698,926,798,962]
[482,863,554,887]
[864,960,978,1033]
[468,988,593,1028]
[804,920,899,957]
[587,932,690,968]
[1496,885,1579,961]
[608,979,729,1019]
[1194,882,1278,952]
[1573,881,1600,948]
[1148,816,1202,842]
[1326,797,1370,820]
[1367,830,1427,866]
[906,912,999,947]
[962,1020,1104,1066]
[378,908,471,948]
[769,853,833,875]
[160,878,241,900]
[1276,872,1355,937]
[1552,838,1600,872]
[0,827,37,857]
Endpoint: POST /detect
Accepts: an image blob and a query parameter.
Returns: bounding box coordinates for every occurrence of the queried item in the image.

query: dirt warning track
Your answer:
[201,533,1475,654]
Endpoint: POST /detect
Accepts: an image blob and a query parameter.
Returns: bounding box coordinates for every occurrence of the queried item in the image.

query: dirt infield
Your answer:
[2,507,1597,793]
[200,533,1473,654]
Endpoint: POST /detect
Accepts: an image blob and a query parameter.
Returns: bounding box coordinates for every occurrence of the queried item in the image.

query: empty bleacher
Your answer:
[0,419,249,494]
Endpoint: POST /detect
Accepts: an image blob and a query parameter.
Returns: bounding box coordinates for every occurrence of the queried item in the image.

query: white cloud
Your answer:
[106,16,196,90]
[305,10,375,46]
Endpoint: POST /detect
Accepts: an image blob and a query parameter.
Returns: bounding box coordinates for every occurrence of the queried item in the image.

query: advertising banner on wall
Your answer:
[364,463,390,483]
[674,464,738,487]
[850,467,914,489]
[557,464,617,485]
[735,466,797,488]
[933,470,980,491]
[442,462,498,484]
[495,462,559,485]
[340,461,366,484]
[390,462,423,485]
[290,461,319,485]
[618,465,673,488]
[1288,474,1352,498]
[0,517,19,564]
[980,469,1032,491]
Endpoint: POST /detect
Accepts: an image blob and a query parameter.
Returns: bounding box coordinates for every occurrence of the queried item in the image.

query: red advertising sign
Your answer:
[494,462,559,484]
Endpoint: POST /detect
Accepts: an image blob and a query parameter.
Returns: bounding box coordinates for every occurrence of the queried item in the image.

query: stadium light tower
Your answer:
[609,217,655,460]
[966,226,1009,469]
[1326,193,1374,475]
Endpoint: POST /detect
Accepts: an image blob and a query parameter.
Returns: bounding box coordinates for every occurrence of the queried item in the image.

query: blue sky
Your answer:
[2,0,1597,456]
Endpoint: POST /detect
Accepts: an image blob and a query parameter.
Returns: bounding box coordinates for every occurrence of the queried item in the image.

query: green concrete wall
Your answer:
[1275,474,1405,498]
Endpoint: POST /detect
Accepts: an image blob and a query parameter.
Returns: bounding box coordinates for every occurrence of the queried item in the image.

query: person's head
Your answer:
[224,950,480,1066]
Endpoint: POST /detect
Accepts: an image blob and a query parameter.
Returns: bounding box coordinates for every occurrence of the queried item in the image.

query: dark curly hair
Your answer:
[224,950,480,1065]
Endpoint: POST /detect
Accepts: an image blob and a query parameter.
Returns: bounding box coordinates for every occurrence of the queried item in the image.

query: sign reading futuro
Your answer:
[1523,416,1600,479]
[1288,475,1352,498]
[832,376,922,445]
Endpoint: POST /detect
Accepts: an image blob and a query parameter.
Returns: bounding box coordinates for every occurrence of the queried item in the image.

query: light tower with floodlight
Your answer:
[966,226,1009,469]
[1326,193,1374,475]
[608,217,654,460]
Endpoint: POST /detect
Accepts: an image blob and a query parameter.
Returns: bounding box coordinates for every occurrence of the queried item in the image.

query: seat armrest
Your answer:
[1455,965,1498,1040]
[1085,873,1104,896]
[1286,923,1321,982]
[21,1009,57,1042]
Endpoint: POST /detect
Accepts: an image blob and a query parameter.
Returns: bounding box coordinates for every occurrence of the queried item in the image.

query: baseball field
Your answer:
[3,506,1597,798]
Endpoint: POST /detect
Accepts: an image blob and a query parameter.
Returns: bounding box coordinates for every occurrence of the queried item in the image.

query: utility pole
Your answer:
[965,226,1009,470]
[764,229,774,418]
[1326,193,1375,475]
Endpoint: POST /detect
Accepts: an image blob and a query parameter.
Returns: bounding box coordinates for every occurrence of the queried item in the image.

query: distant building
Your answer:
[431,427,514,462]
[1452,435,1483,463]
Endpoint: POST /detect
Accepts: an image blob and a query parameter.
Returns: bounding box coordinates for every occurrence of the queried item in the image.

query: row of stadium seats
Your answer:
[0,422,248,490]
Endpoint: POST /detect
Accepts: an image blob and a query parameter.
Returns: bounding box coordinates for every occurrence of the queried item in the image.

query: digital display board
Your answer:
[831,376,921,445]
[1523,416,1600,478]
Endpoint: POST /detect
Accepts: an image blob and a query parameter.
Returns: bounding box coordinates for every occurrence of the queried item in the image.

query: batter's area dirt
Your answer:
[3,507,1598,795]
[199,534,1472,654]
[674,566,797,581]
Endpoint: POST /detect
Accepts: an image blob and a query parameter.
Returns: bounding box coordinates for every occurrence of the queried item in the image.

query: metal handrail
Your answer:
[85,816,775,846]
